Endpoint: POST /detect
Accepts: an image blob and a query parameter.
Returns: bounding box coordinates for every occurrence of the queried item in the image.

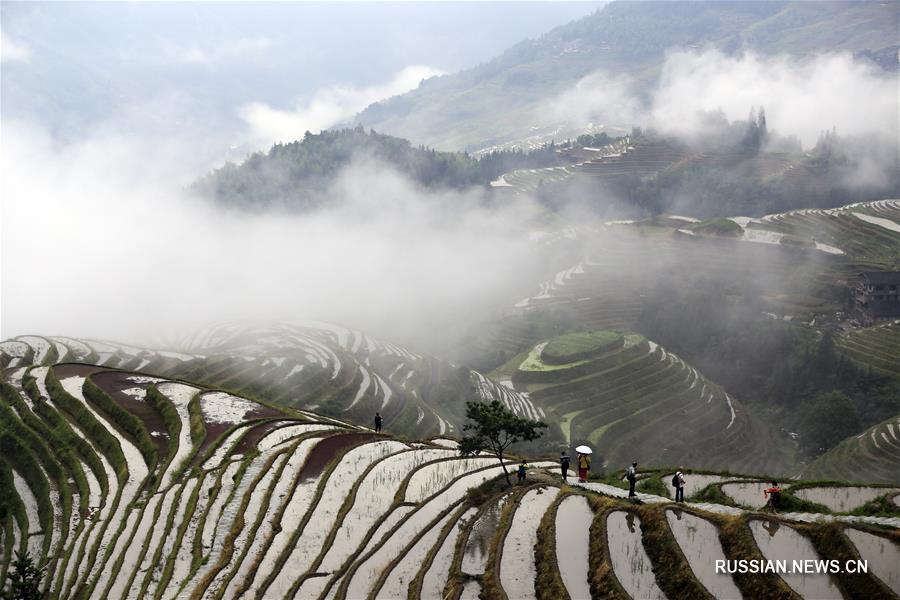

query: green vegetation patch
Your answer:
[690,218,743,238]
[541,331,624,365]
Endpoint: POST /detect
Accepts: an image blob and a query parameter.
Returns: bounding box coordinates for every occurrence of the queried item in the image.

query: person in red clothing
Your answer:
[763,481,782,511]
[577,453,590,482]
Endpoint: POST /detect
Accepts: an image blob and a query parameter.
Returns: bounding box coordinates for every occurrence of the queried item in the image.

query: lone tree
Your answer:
[458,399,547,486]
[2,551,44,600]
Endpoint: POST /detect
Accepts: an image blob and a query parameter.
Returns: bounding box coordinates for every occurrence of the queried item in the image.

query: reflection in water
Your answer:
[721,482,770,509]
[749,519,842,599]
[794,486,899,512]
[845,528,900,595]
[606,511,667,600]
[462,494,510,575]
[666,508,742,599]
[555,495,592,600]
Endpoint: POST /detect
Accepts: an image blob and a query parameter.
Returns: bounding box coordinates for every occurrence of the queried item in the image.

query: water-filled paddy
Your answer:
[606,511,666,599]
[749,519,842,599]
[462,494,511,575]
[665,508,741,599]
[793,486,899,512]
[555,495,592,600]
[664,474,736,499]
[421,507,478,600]
[500,487,558,600]
[845,528,900,595]
[721,482,771,509]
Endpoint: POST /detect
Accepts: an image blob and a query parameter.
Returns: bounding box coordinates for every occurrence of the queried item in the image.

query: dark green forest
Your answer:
[192,127,559,210]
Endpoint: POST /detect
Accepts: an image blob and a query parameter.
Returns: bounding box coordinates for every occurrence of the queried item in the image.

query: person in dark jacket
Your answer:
[517,460,528,483]
[626,462,638,497]
[374,412,383,432]
[560,452,571,480]
[673,469,686,502]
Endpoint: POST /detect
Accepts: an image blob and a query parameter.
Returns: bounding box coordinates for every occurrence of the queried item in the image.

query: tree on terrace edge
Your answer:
[458,399,547,486]
[2,551,44,600]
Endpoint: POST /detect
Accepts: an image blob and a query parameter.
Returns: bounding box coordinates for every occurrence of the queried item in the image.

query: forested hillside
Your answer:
[192,127,559,210]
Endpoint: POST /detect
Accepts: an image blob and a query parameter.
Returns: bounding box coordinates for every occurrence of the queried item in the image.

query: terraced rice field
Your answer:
[750,520,843,599]
[554,495,592,600]
[509,330,789,474]
[665,508,742,599]
[837,321,900,378]
[663,473,739,500]
[0,346,897,599]
[606,511,667,600]
[844,528,900,595]
[0,326,541,443]
[751,200,900,270]
[720,482,772,509]
[0,355,570,600]
[467,200,859,374]
[804,413,900,485]
[791,486,900,513]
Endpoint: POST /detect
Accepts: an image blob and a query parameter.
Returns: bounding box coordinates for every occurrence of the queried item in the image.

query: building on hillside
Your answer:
[852,271,900,323]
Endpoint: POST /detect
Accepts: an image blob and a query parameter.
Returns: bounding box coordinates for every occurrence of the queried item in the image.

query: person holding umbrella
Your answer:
[576,445,592,482]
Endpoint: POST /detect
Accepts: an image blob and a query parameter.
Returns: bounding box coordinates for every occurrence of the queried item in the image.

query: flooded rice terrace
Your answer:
[664,474,737,499]
[793,486,899,512]
[606,511,667,600]
[665,508,742,599]
[421,507,478,599]
[749,519,842,599]
[720,482,770,509]
[462,493,511,575]
[499,487,559,600]
[844,528,900,595]
[555,495,592,600]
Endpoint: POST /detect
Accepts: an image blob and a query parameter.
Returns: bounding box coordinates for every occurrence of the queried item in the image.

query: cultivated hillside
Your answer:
[0,324,544,444]
[496,330,792,475]
[0,361,898,599]
[352,1,899,150]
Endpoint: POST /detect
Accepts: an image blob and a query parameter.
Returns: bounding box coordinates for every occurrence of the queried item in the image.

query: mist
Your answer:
[548,48,899,148]
[0,117,549,348]
[240,65,445,149]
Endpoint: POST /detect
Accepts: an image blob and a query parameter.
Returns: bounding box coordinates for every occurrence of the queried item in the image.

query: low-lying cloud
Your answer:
[0,118,538,348]
[548,49,899,149]
[1,30,31,63]
[651,49,898,147]
[240,65,443,149]
[162,36,274,65]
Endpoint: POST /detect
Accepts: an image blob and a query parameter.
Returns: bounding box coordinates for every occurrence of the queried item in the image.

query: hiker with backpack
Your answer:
[374,412,383,432]
[672,470,686,502]
[764,481,782,511]
[577,453,590,482]
[626,462,638,497]
[517,459,529,483]
[560,451,571,480]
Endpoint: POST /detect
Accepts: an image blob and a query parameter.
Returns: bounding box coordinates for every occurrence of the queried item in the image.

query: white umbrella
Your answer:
[575,445,592,454]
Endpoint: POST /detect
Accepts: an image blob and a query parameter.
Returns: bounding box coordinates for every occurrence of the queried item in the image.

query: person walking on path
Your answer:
[626,462,638,498]
[764,481,782,511]
[374,412,383,433]
[577,453,590,482]
[517,460,528,483]
[673,469,686,502]
[560,451,571,480]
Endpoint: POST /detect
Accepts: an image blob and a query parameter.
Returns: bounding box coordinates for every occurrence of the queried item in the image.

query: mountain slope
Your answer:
[352,1,899,150]
[0,361,897,599]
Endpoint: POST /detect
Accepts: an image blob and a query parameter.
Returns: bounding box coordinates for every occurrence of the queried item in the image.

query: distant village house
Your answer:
[853,271,900,323]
